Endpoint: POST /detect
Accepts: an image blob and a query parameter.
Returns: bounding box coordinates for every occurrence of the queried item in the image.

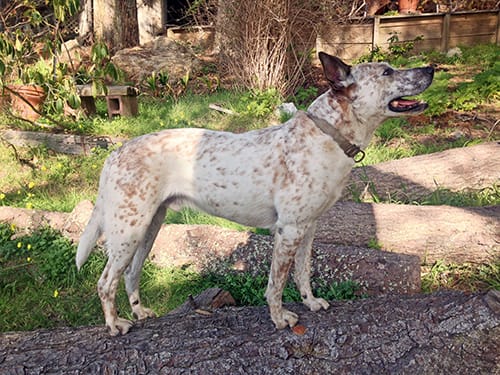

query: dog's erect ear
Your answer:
[318,52,351,91]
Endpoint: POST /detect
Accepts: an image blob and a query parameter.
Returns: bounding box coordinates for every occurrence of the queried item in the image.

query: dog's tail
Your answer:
[76,205,102,270]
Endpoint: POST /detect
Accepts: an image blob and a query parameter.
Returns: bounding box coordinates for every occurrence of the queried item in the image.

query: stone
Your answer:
[111,36,201,82]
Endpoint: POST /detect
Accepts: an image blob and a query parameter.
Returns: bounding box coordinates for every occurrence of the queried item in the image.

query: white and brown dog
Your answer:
[76,52,434,335]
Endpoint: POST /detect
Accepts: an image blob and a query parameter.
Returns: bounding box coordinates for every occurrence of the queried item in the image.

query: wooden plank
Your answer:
[449,34,497,47]
[441,13,451,51]
[76,85,139,97]
[449,13,498,37]
[318,23,372,44]
[378,25,442,43]
[379,14,443,28]
[316,39,372,61]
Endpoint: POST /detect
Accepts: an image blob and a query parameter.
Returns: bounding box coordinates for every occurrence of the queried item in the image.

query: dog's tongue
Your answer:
[392,98,419,109]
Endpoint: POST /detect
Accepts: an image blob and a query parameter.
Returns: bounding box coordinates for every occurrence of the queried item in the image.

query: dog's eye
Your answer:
[383,68,394,76]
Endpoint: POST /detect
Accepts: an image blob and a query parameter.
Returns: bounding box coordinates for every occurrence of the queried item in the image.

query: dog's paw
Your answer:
[303,297,330,312]
[132,306,157,320]
[271,308,299,329]
[107,317,134,336]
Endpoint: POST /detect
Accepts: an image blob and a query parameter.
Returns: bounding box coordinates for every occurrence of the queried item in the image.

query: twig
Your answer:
[487,119,499,140]
[208,103,236,115]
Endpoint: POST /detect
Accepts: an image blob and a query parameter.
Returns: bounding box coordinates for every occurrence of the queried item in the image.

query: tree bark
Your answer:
[1,129,126,155]
[1,290,499,374]
[343,142,500,202]
[317,202,499,264]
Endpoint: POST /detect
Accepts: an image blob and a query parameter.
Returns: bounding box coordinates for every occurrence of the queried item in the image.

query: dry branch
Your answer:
[1,290,499,374]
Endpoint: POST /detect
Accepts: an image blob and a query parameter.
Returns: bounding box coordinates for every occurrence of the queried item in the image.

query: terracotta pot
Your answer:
[399,0,418,13]
[0,89,10,111]
[8,84,46,121]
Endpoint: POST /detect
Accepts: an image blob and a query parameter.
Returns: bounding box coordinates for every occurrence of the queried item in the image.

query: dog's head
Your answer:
[318,52,434,120]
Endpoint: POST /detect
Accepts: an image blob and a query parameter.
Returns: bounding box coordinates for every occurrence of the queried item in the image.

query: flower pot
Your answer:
[0,88,10,112]
[399,0,418,13]
[8,84,46,121]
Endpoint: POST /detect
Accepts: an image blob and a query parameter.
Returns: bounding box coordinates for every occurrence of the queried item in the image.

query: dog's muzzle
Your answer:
[389,66,434,114]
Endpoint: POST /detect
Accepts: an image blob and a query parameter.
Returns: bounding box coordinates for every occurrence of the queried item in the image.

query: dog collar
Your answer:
[305,112,366,163]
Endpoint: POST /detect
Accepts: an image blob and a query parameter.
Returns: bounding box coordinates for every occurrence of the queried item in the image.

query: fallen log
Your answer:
[0,203,421,296]
[1,290,498,374]
[0,129,126,155]
[343,142,500,202]
[317,202,500,264]
[3,197,497,266]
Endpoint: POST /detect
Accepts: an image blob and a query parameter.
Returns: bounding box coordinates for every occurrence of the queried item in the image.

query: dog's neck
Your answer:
[307,90,385,150]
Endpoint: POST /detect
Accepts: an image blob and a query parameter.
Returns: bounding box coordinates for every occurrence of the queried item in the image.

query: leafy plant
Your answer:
[0,1,81,116]
[356,33,424,63]
[451,61,500,111]
[74,41,123,95]
[238,88,281,117]
[290,86,318,110]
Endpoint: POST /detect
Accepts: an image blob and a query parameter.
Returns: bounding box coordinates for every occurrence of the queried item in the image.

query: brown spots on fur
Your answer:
[213,182,227,189]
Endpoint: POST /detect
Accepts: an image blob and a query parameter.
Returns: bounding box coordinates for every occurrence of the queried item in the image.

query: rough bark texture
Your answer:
[148,226,422,296]
[0,129,126,155]
[317,202,500,264]
[343,142,500,202]
[1,290,499,374]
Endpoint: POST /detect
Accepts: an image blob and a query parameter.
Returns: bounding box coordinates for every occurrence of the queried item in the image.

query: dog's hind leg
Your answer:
[293,222,330,312]
[98,243,137,336]
[124,203,167,321]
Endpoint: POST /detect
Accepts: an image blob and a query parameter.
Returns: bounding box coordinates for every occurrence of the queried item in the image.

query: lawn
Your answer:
[0,44,499,332]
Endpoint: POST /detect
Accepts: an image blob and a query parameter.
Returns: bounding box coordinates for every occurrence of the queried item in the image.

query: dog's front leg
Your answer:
[293,222,330,312]
[265,224,306,329]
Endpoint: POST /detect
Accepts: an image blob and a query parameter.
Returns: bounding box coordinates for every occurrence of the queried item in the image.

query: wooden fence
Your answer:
[317,10,500,61]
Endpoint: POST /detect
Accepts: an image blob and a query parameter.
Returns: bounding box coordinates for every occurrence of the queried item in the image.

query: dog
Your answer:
[76,52,434,335]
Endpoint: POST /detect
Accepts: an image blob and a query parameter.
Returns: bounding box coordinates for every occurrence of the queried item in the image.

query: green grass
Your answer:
[422,261,500,293]
[0,224,360,332]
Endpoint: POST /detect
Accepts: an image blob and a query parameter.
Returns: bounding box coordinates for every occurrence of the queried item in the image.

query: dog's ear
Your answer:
[318,52,351,91]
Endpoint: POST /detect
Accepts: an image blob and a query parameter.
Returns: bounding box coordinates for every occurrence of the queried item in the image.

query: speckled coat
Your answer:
[76,52,434,335]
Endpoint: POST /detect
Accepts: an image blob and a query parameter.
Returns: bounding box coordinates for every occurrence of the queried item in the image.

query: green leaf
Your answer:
[67,93,81,109]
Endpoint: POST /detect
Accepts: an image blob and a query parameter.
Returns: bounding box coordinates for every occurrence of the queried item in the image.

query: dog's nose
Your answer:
[425,66,435,75]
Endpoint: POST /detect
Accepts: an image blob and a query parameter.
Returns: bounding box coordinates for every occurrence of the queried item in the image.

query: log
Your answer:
[0,130,126,155]
[0,204,422,296]
[1,290,499,374]
[317,202,500,264]
[343,142,500,202]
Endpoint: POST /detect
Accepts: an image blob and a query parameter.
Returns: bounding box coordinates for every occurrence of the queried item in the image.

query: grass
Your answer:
[0,224,361,332]
[0,44,499,332]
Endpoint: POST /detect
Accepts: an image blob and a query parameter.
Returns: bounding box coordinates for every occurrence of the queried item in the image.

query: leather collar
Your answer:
[305,112,365,163]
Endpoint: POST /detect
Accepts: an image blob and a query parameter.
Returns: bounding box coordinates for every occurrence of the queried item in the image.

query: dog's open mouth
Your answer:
[389,98,428,113]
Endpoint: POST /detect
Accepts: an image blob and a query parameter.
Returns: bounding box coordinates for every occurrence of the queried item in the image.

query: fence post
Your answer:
[441,12,451,52]
[372,16,380,49]
[496,10,500,45]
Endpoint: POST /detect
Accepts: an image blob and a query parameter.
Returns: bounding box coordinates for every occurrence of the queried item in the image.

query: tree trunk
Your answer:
[1,290,499,374]
[317,202,499,264]
[78,0,93,41]
[343,142,500,202]
[93,0,139,51]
